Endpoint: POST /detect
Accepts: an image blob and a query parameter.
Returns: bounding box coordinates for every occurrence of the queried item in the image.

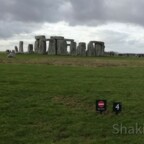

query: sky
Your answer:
[1,0,144,53]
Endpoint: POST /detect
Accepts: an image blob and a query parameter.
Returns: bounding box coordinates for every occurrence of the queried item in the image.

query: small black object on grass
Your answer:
[113,102,122,115]
[96,100,107,114]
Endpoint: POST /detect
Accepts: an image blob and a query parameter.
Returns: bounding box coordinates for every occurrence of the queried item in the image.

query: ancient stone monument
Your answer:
[77,42,86,56]
[34,35,46,54]
[87,41,105,56]
[47,36,77,55]
[15,46,18,53]
[19,41,23,53]
[6,50,11,54]
[48,36,67,55]
[16,35,105,57]
[28,44,33,53]
[7,51,15,58]
[69,41,77,56]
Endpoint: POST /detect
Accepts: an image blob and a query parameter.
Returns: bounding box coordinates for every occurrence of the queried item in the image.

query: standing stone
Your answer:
[87,41,105,56]
[19,41,23,53]
[96,43,102,56]
[6,50,11,54]
[77,42,86,56]
[28,44,33,53]
[7,51,15,58]
[100,43,105,56]
[70,41,77,56]
[34,35,46,54]
[15,46,18,53]
[95,41,105,56]
[39,37,46,54]
[57,39,67,55]
[87,42,96,56]
[48,36,67,55]
[48,38,56,55]
[34,40,39,53]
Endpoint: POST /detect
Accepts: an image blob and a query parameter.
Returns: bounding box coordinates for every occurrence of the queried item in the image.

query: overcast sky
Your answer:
[1,0,144,53]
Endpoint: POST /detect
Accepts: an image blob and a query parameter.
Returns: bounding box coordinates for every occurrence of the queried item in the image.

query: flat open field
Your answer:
[1,53,144,143]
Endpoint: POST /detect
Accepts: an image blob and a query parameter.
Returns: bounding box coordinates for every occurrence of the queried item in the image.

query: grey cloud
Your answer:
[98,29,144,53]
[1,0,144,25]
[69,0,106,25]
[0,0,71,38]
[69,0,144,26]
[105,0,144,25]
[0,21,41,39]
[1,0,144,39]
[0,0,69,22]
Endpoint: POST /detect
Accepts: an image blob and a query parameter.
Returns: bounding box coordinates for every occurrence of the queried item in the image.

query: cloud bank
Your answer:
[1,0,144,53]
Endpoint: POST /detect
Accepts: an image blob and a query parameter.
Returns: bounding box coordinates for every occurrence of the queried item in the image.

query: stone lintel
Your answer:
[89,41,104,45]
[35,35,46,39]
[79,42,86,44]
[46,39,51,41]
[50,36,64,40]
[65,39,74,42]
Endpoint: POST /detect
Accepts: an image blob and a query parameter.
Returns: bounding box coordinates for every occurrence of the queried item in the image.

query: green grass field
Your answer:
[1,53,144,143]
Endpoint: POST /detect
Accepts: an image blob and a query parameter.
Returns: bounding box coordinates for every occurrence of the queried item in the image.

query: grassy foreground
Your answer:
[1,53,144,143]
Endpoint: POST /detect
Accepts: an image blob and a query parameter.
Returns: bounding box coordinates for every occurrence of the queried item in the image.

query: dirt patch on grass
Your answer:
[1,53,144,67]
[52,96,95,112]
